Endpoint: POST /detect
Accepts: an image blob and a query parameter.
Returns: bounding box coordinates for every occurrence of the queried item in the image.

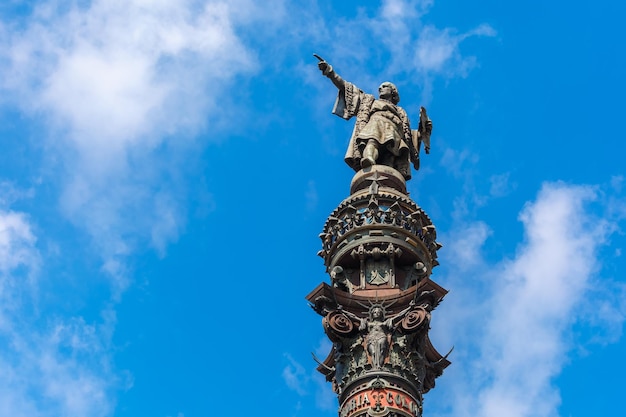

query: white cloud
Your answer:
[0,208,118,417]
[0,181,35,207]
[476,184,603,417]
[0,0,263,285]
[440,147,480,178]
[0,207,41,318]
[445,221,490,268]
[415,23,495,76]
[433,182,626,417]
[0,317,118,417]
[345,0,494,85]
[283,353,308,396]
[0,2,268,413]
[313,372,336,411]
[0,209,37,276]
[312,338,336,410]
[283,341,337,413]
[489,172,514,197]
[305,180,319,213]
[0,209,39,339]
[375,0,496,97]
[3,0,256,150]
[295,0,494,103]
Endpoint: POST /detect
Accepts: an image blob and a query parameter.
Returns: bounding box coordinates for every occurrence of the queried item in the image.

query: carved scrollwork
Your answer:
[329,311,356,334]
[324,311,358,341]
[400,308,428,333]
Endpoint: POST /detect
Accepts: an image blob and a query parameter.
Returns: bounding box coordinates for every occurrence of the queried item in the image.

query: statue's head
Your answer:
[378,82,400,104]
[370,305,385,320]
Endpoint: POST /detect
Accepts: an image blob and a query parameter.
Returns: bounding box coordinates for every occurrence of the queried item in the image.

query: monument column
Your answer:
[306,56,450,417]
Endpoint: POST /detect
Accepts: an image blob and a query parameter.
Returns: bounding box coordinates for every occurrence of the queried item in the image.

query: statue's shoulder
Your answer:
[395,103,408,117]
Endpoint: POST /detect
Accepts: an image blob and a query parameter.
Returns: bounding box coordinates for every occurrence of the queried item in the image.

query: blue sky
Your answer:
[0,0,625,416]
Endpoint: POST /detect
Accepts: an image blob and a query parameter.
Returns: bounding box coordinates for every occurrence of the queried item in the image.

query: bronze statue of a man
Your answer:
[316,55,432,180]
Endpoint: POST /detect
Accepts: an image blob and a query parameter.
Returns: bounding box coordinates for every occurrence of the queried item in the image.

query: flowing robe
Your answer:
[360,318,394,370]
[332,81,418,180]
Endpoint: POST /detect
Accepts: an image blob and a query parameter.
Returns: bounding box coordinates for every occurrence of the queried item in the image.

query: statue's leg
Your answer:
[361,139,378,168]
[367,340,378,368]
[374,338,385,368]
[395,156,410,179]
[380,151,395,167]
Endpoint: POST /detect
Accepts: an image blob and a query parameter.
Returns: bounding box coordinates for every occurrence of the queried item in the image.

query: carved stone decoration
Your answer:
[361,306,393,370]
[349,243,404,289]
[338,376,423,417]
[366,259,391,285]
[317,175,442,285]
[331,265,356,293]
[325,310,357,340]
[308,283,450,407]
[400,307,429,333]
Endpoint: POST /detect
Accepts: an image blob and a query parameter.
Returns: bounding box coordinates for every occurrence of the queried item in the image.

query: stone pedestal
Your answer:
[307,166,450,417]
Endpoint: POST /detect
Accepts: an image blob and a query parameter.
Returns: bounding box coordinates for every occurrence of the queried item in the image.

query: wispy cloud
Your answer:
[0,206,121,417]
[283,353,309,396]
[432,182,626,417]
[302,0,495,101]
[283,339,336,412]
[414,23,496,76]
[2,0,257,146]
[0,1,267,414]
[305,180,319,213]
[0,316,120,417]
[476,184,607,417]
[373,0,496,80]
[0,207,39,321]
[0,0,261,286]
[489,172,515,197]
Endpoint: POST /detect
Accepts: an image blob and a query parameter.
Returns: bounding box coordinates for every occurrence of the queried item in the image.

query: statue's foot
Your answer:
[361,156,375,169]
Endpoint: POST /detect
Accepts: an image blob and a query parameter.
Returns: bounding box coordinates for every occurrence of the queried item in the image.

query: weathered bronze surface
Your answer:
[316,54,432,180]
[308,55,448,417]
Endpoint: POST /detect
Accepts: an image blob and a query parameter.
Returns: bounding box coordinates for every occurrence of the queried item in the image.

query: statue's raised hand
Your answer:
[314,53,332,76]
